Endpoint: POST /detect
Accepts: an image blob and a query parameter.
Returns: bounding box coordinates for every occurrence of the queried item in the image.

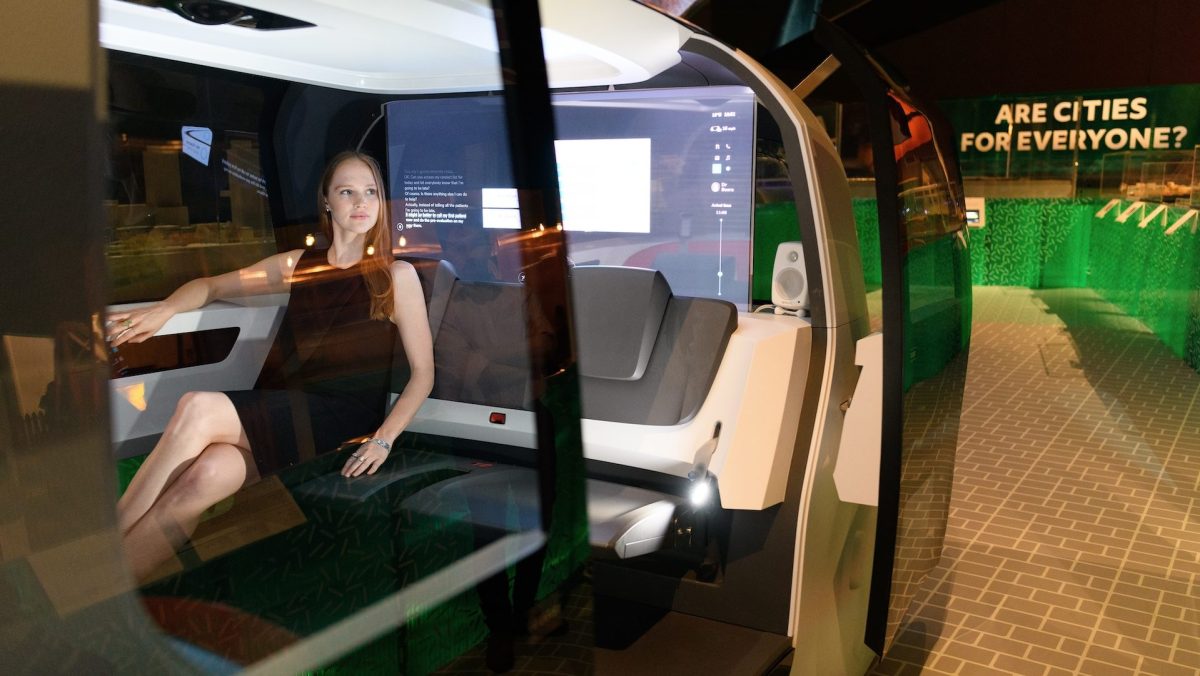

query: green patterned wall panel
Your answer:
[844,195,1199,378]
[978,200,1044,287]
[1187,295,1200,370]
[904,235,970,389]
[1089,202,1200,372]
[751,199,881,301]
[752,202,800,302]
[969,224,989,286]
[853,199,882,287]
[1039,201,1095,288]
[535,365,591,601]
[842,198,1097,292]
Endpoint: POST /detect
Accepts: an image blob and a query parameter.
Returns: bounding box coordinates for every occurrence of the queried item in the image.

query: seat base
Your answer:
[400,464,686,559]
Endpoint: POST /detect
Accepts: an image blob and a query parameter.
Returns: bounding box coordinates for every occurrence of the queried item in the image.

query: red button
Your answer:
[489,412,506,425]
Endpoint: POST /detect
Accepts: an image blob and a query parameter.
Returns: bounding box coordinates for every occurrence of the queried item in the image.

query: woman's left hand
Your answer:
[341,439,390,477]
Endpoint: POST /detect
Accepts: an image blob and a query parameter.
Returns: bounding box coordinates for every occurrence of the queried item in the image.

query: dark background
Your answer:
[682,0,1200,99]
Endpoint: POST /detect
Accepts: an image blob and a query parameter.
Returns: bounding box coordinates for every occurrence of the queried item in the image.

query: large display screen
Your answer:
[385,85,756,307]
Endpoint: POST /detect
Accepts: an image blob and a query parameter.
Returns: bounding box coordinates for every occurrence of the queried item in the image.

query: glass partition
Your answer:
[810,21,972,655]
[879,87,971,651]
[95,4,587,675]
[8,1,806,672]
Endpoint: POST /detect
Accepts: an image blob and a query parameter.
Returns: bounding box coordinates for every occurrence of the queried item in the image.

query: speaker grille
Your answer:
[775,267,805,300]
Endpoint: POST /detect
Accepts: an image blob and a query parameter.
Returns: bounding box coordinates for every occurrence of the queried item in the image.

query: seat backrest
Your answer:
[572,267,736,426]
[399,256,457,342]
[396,262,736,427]
[571,266,671,382]
[390,255,460,397]
[429,280,533,410]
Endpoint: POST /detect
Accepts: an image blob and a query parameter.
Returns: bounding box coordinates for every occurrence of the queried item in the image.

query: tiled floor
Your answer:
[875,287,1200,675]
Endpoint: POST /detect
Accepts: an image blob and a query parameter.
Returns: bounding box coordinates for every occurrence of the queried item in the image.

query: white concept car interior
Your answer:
[93,1,936,674]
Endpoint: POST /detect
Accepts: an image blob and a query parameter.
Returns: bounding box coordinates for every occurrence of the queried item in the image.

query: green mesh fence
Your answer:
[1088,201,1200,373]
[965,199,1098,288]
[844,195,1200,374]
[750,199,882,299]
[752,202,800,302]
[853,199,882,287]
[844,194,1200,381]
[904,235,971,390]
[1039,200,1095,288]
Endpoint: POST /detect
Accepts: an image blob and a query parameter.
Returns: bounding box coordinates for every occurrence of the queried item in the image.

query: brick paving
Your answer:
[875,287,1200,676]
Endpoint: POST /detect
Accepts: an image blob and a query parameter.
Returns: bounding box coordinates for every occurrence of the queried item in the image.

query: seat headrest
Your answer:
[571,266,671,381]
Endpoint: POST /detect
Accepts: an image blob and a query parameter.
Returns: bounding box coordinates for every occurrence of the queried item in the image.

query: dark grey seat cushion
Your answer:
[430,281,533,411]
[571,266,671,381]
[579,296,736,425]
[391,256,459,394]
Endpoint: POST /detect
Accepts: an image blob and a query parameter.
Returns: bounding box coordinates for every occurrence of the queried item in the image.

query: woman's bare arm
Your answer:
[107,249,304,346]
[342,260,435,476]
[376,260,435,440]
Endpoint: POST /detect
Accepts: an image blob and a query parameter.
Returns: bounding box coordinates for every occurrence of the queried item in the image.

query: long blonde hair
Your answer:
[317,151,394,321]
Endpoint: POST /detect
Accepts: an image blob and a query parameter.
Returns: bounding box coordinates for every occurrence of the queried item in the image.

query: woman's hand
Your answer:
[341,438,391,477]
[107,303,174,347]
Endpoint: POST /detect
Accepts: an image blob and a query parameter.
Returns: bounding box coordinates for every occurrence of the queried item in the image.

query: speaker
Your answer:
[771,241,809,313]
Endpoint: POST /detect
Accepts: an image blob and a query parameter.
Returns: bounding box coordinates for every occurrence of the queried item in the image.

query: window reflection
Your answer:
[106,56,277,305]
[879,90,973,649]
[889,94,965,249]
[886,92,971,392]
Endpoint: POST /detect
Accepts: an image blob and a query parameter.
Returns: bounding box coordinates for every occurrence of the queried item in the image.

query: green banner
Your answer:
[940,85,1200,187]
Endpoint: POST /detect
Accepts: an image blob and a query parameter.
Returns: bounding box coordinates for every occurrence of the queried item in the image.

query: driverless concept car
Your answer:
[1,1,970,673]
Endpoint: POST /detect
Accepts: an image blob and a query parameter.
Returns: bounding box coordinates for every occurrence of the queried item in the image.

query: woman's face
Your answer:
[325,158,380,237]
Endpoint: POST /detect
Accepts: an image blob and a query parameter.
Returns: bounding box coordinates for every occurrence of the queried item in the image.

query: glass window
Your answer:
[99,15,583,675]
[885,92,971,389]
[106,54,279,305]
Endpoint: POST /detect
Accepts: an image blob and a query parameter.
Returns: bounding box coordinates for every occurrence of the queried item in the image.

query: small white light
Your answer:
[366,245,375,256]
[689,480,711,507]
[305,234,315,247]
[399,235,407,248]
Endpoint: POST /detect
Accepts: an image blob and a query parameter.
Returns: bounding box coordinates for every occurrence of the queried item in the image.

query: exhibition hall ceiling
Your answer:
[680,0,1200,99]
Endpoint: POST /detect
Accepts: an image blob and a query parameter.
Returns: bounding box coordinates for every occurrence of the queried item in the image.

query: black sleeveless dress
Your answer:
[225,247,395,476]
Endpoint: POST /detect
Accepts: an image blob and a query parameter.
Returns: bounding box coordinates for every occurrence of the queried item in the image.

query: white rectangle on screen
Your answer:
[482,188,519,210]
[482,208,521,229]
[555,138,651,234]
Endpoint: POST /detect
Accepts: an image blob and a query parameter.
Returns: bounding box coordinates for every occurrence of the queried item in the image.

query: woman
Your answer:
[109,151,434,581]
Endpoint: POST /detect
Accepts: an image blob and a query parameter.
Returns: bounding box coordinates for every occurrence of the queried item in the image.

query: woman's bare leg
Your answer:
[122,441,260,581]
[116,391,251,533]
